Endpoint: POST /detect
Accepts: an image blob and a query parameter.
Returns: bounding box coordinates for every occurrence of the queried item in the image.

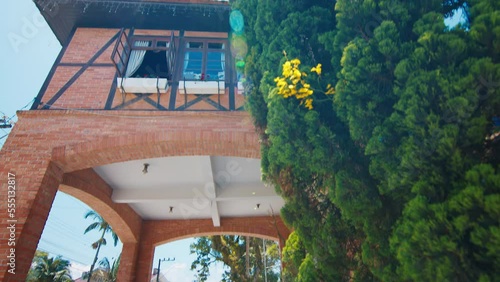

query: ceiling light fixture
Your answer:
[142,163,149,174]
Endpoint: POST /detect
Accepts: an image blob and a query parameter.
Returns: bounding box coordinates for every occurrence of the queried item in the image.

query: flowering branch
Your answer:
[272,52,334,110]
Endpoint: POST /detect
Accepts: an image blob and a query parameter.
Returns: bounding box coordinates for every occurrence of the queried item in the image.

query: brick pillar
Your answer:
[134,237,155,281]
[0,161,63,281]
[117,242,140,281]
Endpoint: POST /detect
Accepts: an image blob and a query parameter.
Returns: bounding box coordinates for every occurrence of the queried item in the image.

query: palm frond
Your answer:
[84,210,102,220]
[111,254,121,278]
[99,257,111,271]
[111,231,119,246]
[84,222,101,234]
[28,251,71,282]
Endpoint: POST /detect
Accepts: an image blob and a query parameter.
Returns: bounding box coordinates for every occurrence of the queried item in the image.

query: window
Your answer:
[125,37,171,79]
[183,40,226,81]
[112,31,177,93]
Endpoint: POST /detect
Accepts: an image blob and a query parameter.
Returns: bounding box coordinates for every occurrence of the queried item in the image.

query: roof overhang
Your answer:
[34,0,231,45]
[93,156,285,227]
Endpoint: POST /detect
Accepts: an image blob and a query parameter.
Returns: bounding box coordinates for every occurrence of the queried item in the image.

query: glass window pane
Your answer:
[207,52,225,61]
[133,40,152,47]
[183,51,203,79]
[206,52,225,80]
[157,41,169,48]
[186,42,203,49]
[208,42,225,49]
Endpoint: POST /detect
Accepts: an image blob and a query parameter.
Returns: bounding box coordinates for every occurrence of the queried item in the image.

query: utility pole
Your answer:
[157,257,175,282]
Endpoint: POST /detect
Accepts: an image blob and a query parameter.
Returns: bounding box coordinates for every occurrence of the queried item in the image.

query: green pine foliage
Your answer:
[234,0,499,280]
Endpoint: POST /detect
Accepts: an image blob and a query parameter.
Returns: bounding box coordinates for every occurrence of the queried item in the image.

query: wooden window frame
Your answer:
[182,37,228,82]
[129,35,171,51]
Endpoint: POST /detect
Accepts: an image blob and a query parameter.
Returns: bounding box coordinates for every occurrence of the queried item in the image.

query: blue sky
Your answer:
[0,0,60,147]
[0,1,224,280]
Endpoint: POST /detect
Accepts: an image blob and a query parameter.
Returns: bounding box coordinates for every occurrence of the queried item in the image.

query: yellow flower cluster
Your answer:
[311,64,322,75]
[274,59,313,100]
[273,55,332,110]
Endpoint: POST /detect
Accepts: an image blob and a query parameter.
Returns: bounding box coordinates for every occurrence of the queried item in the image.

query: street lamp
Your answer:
[157,257,175,282]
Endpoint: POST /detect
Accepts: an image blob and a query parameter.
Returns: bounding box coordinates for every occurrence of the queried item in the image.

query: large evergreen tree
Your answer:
[234,0,500,280]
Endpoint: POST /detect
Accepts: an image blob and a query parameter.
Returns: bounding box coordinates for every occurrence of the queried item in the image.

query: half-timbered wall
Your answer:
[34,27,246,111]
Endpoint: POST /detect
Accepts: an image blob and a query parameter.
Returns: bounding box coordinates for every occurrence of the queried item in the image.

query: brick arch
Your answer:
[22,111,280,281]
[51,112,261,173]
[43,112,260,243]
[59,169,142,244]
[147,217,289,247]
[136,217,290,280]
[157,232,280,246]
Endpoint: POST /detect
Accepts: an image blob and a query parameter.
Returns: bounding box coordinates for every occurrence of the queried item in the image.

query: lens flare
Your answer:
[229,10,244,34]
[230,34,248,58]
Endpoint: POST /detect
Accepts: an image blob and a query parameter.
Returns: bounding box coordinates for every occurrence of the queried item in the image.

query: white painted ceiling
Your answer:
[93,156,285,227]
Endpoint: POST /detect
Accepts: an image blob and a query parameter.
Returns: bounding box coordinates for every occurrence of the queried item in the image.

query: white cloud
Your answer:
[162,261,226,282]
[206,263,227,282]
[69,262,90,279]
[171,262,188,269]
[162,262,195,282]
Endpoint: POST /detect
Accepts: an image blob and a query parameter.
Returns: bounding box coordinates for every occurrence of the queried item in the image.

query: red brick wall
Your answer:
[0,11,291,280]
[35,27,245,111]
[39,28,119,110]
[0,161,62,282]
[61,28,119,65]
[0,110,265,281]
[0,26,285,281]
[143,217,289,246]
[60,169,142,243]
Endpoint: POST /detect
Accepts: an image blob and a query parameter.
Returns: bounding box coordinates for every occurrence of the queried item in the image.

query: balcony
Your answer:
[116,77,169,94]
[109,29,245,111]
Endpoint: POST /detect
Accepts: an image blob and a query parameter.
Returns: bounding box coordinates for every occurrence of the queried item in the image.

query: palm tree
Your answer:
[27,250,72,282]
[82,255,120,282]
[84,210,119,282]
[99,255,121,282]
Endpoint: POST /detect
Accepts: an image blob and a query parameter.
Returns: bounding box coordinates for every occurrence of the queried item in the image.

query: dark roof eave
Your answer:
[35,0,231,45]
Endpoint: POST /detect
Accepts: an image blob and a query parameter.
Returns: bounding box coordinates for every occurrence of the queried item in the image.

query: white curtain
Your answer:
[220,52,225,70]
[125,41,149,78]
[183,52,190,74]
[219,52,225,80]
[166,48,170,74]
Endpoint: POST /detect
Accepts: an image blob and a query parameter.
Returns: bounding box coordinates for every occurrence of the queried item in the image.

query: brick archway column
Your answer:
[0,161,63,281]
[59,169,143,281]
[118,242,141,281]
[135,236,156,281]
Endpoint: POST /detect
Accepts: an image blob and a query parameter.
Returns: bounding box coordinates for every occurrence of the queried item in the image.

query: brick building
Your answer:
[0,1,289,281]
